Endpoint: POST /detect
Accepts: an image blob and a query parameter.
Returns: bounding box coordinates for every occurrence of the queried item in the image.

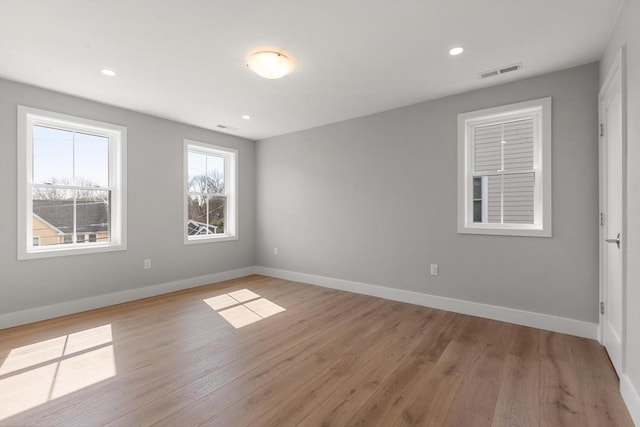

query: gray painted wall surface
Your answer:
[601,0,640,412]
[0,79,256,314]
[256,63,600,323]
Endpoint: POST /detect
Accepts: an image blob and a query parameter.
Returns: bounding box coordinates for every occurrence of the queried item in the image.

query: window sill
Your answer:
[18,243,127,260]
[184,235,238,245]
[458,224,551,238]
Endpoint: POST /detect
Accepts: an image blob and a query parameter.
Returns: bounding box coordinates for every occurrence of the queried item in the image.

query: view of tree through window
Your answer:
[32,125,111,247]
[187,151,226,236]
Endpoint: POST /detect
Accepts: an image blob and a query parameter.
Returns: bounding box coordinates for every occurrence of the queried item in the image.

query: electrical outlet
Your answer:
[430,264,439,276]
[273,247,278,256]
[144,259,151,270]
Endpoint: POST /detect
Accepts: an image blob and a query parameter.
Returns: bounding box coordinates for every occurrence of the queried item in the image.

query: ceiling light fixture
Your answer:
[246,51,294,79]
[101,69,116,76]
[449,47,464,56]
[241,115,251,120]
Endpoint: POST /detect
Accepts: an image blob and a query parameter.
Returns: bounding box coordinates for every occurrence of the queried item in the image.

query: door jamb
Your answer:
[598,47,627,373]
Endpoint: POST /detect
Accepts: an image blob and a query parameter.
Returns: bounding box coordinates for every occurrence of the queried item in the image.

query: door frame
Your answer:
[598,47,627,371]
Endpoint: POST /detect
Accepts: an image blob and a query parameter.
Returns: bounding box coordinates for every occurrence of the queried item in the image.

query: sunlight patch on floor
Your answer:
[204,289,286,328]
[0,324,116,420]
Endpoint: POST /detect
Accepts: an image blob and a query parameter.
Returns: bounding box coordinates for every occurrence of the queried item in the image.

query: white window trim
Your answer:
[17,106,127,260]
[183,139,238,244]
[457,97,552,237]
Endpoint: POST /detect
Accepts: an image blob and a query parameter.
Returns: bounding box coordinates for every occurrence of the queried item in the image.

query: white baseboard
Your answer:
[0,265,600,340]
[621,374,640,426]
[0,266,255,329]
[254,266,599,340]
[2,265,623,418]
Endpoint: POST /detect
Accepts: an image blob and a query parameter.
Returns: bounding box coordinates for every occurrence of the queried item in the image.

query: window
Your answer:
[18,106,127,259]
[184,140,237,243]
[457,97,551,237]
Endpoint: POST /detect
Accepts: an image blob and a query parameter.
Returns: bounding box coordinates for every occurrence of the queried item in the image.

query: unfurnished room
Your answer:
[0,0,638,426]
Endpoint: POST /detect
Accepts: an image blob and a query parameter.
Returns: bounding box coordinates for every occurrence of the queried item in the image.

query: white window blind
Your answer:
[473,118,535,224]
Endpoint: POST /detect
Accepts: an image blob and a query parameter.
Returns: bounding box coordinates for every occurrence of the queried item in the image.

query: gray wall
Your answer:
[0,79,256,314]
[601,0,640,416]
[256,63,600,323]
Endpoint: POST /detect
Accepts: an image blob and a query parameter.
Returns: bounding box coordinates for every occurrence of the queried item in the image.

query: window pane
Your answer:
[474,123,502,172]
[503,173,535,224]
[33,126,73,185]
[185,143,236,241]
[187,195,208,236]
[473,176,483,223]
[473,177,482,200]
[208,196,226,234]
[75,132,109,187]
[76,191,110,244]
[188,152,207,193]
[503,119,534,172]
[473,200,482,223]
[32,188,74,247]
[206,155,225,194]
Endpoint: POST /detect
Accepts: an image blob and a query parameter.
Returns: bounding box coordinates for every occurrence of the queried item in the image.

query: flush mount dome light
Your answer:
[246,51,294,79]
[449,47,464,56]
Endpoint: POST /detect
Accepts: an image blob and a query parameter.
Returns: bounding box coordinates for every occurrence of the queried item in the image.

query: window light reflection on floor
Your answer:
[203,289,286,328]
[0,324,116,420]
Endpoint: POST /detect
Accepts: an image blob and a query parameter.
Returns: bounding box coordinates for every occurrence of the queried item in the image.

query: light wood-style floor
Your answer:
[0,275,633,426]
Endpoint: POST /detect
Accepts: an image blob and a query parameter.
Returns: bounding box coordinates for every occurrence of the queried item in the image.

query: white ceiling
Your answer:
[0,0,622,141]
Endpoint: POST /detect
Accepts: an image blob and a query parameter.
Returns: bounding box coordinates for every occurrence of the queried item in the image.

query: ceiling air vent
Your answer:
[216,124,238,131]
[479,69,500,79]
[478,63,523,79]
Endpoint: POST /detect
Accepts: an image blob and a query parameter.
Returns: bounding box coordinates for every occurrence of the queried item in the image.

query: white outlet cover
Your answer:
[430,264,439,276]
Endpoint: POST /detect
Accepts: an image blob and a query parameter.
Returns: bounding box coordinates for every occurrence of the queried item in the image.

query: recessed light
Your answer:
[241,115,251,120]
[449,47,464,56]
[101,69,116,76]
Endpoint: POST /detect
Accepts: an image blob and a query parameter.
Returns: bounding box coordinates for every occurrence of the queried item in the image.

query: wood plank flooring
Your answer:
[0,275,633,426]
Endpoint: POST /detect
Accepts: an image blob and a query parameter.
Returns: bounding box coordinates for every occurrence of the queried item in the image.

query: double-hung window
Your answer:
[184,140,238,243]
[18,106,127,259]
[458,97,551,237]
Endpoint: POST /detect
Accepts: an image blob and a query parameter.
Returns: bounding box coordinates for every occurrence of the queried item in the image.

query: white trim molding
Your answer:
[254,266,598,339]
[0,267,254,329]
[17,105,128,260]
[621,374,640,427]
[1,266,621,415]
[1,266,599,340]
[183,139,239,244]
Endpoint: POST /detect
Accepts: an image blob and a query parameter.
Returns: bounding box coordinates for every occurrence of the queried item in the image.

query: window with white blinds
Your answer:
[458,98,551,237]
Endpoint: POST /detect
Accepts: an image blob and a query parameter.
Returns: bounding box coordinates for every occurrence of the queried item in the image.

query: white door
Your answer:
[599,53,624,376]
